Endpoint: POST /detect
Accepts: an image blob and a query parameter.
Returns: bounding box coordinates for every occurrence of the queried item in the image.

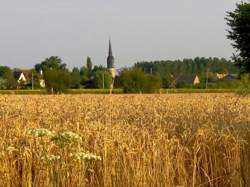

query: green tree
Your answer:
[79,66,89,87]
[120,68,161,93]
[93,70,112,89]
[44,69,71,93]
[162,73,173,88]
[35,56,67,72]
[226,2,250,73]
[144,74,162,93]
[71,67,81,88]
[0,66,17,89]
[0,66,12,78]
[120,69,146,93]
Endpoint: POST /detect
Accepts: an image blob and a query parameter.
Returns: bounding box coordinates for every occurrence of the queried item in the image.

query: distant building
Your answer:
[107,39,116,88]
[173,74,200,86]
[213,73,238,81]
[14,69,32,83]
[14,69,45,88]
[215,73,228,80]
[223,74,238,81]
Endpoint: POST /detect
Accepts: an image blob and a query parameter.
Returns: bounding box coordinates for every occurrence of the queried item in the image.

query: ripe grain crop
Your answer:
[0,94,249,187]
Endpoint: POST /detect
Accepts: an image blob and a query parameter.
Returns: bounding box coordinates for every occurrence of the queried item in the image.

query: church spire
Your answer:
[107,39,114,69]
[106,38,116,88]
[109,39,113,57]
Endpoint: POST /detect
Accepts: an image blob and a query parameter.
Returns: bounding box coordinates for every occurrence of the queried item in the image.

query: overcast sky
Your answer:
[0,0,243,69]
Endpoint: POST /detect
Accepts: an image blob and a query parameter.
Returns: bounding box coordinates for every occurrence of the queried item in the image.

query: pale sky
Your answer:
[0,0,243,69]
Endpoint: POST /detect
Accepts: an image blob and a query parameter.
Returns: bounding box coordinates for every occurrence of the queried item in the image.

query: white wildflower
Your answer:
[51,131,81,148]
[61,131,81,142]
[27,128,52,137]
[41,154,61,161]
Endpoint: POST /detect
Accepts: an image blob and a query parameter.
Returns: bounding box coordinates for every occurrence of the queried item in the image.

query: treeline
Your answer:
[36,56,114,93]
[0,56,246,93]
[121,57,244,90]
[135,57,239,77]
[0,56,113,92]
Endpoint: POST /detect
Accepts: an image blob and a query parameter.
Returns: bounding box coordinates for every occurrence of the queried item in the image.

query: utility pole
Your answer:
[32,71,34,90]
[102,73,105,89]
[206,64,209,89]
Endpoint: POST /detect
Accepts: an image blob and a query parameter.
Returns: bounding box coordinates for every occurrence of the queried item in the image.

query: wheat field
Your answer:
[0,94,249,187]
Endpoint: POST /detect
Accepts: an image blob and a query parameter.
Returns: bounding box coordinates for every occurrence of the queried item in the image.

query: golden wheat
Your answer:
[0,94,249,187]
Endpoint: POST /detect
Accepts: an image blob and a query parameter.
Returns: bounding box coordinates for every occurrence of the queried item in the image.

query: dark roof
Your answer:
[223,74,238,80]
[14,69,33,79]
[174,74,198,84]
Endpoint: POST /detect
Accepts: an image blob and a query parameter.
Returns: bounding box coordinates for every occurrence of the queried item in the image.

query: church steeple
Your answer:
[107,39,115,69]
[109,39,113,57]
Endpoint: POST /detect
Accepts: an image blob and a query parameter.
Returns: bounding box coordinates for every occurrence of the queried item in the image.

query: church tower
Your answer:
[107,39,116,88]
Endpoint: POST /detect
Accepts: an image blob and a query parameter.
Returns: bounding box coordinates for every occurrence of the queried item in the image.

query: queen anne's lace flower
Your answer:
[50,131,82,148]
[41,154,61,161]
[70,152,101,161]
[27,128,52,137]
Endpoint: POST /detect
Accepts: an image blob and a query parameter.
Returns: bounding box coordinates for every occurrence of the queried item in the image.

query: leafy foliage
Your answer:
[226,2,250,73]
[44,69,71,93]
[120,68,162,93]
[35,56,67,72]
[71,67,81,88]
[0,66,17,89]
[51,131,81,148]
[92,70,112,89]
[162,73,174,88]
[135,57,239,77]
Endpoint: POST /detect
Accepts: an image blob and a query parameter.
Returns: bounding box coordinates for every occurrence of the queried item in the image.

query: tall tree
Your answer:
[71,67,81,88]
[120,68,161,93]
[226,2,250,73]
[0,66,17,89]
[93,70,112,89]
[44,69,71,93]
[35,56,67,73]
[0,66,12,78]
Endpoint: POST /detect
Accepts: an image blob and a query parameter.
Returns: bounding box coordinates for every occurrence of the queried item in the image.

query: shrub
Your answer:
[209,80,243,89]
[44,69,71,93]
[176,82,193,88]
[162,73,173,88]
[93,70,112,89]
[120,68,162,93]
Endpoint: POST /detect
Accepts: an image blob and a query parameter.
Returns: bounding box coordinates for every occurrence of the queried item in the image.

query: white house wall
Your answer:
[18,73,27,82]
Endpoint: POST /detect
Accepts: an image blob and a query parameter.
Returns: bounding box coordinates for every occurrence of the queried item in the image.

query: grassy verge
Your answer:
[0,88,239,95]
[68,89,123,94]
[161,88,240,94]
[0,89,123,95]
[0,89,48,95]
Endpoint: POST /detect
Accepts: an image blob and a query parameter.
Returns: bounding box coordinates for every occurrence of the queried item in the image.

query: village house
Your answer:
[14,69,32,83]
[213,73,238,81]
[215,73,228,80]
[172,74,200,87]
[222,74,238,81]
[14,69,45,88]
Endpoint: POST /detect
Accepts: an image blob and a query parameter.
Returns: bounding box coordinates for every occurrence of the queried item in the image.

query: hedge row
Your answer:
[0,88,239,95]
[0,89,123,95]
[161,89,240,94]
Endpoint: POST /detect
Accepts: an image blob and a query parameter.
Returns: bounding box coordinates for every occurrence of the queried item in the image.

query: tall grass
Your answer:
[0,94,249,186]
